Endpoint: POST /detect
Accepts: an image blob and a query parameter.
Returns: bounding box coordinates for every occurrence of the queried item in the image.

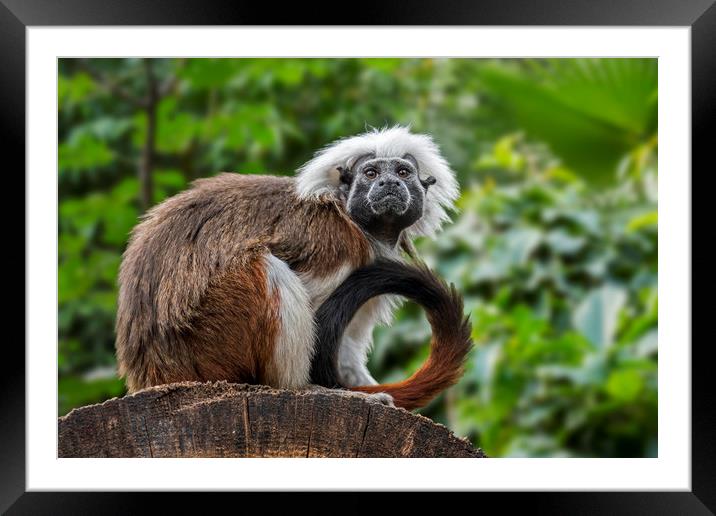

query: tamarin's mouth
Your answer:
[369,193,410,215]
[380,191,403,200]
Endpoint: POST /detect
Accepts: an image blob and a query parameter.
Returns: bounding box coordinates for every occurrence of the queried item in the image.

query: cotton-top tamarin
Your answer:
[115,126,472,410]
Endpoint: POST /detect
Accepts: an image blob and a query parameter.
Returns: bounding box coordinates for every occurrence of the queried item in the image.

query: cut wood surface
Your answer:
[58,381,486,458]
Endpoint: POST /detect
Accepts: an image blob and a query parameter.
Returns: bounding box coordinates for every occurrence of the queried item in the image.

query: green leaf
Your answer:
[272,61,306,85]
[627,210,657,232]
[59,132,114,172]
[156,97,197,153]
[605,369,644,402]
[179,59,240,89]
[361,58,404,73]
[536,59,657,135]
[633,330,658,358]
[58,72,96,107]
[495,227,542,267]
[111,178,140,203]
[101,204,138,246]
[59,256,95,303]
[154,169,187,191]
[572,284,627,348]
[545,229,586,255]
[476,59,657,183]
[493,134,526,171]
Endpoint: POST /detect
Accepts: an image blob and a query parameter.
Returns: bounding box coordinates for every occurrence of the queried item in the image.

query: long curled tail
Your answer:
[310,259,472,411]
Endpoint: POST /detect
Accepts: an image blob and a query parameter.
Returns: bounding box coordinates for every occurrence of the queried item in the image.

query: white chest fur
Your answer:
[298,264,354,310]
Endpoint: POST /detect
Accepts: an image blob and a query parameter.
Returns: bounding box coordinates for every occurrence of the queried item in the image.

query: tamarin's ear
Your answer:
[337,166,353,185]
[404,152,435,191]
[402,153,419,170]
[420,175,437,191]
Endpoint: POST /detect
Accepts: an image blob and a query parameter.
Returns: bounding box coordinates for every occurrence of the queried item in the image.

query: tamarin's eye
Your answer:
[364,169,378,179]
[397,168,410,178]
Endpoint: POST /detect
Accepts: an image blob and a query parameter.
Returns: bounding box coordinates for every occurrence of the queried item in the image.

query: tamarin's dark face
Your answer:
[341,154,434,246]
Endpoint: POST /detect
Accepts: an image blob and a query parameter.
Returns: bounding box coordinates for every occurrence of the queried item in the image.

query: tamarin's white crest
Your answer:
[115,125,472,411]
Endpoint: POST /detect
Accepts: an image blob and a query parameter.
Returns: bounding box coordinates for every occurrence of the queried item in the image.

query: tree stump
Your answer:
[58,381,486,458]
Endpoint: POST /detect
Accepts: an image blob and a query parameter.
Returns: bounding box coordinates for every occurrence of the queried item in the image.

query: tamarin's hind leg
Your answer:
[186,250,316,389]
[120,248,316,392]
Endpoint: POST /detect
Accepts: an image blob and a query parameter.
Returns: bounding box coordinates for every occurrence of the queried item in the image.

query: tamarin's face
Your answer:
[342,154,433,246]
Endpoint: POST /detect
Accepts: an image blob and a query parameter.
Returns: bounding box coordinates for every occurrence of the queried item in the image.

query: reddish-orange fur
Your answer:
[351,282,471,410]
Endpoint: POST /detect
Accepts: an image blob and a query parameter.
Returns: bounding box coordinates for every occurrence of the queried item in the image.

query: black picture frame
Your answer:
[4,0,712,512]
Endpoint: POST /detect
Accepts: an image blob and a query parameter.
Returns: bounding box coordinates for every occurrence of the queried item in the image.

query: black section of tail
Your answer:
[310,259,472,410]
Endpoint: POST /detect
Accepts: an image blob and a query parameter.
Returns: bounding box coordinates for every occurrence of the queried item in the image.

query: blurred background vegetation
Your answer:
[58,58,657,457]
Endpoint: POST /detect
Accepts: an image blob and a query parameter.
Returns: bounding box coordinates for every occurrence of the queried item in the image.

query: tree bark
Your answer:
[58,381,486,458]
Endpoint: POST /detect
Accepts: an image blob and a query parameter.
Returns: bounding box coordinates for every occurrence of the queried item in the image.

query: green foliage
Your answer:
[372,139,657,457]
[58,58,657,458]
[475,59,657,183]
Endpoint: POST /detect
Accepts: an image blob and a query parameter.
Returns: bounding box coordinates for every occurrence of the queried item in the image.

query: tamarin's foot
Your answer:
[301,385,395,407]
[364,391,394,407]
